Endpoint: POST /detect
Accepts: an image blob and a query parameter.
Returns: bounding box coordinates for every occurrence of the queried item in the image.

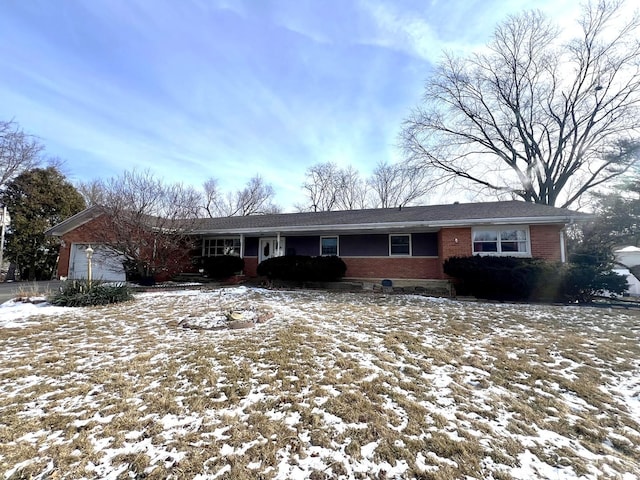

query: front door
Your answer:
[259,237,284,263]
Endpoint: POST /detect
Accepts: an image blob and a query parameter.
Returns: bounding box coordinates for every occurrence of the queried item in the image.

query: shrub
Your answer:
[201,255,244,280]
[444,255,628,303]
[257,255,347,282]
[49,280,133,307]
[444,256,556,301]
[559,249,628,302]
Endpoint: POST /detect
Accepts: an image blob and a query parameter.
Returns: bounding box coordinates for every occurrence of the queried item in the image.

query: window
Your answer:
[472,228,529,255]
[390,234,411,256]
[321,236,338,256]
[204,238,241,257]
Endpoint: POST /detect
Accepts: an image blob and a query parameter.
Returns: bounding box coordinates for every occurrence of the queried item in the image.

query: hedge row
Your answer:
[257,255,347,282]
[443,256,628,303]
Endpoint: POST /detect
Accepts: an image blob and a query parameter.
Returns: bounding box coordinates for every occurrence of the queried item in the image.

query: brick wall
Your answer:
[530,224,563,261]
[342,257,441,279]
[438,228,472,277]
[58,215,115,278]
[243,257,258,277]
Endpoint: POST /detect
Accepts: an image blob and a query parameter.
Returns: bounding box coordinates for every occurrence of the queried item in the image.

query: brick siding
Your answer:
[342,257,441,279]
[529,224,563,261]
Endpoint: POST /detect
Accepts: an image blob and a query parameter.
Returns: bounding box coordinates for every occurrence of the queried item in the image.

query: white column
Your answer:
[560,229,566,263]
[276,232,281,257]
[240,234,244,258]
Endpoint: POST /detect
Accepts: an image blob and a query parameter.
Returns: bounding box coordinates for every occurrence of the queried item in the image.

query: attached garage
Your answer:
[68,244,126,282]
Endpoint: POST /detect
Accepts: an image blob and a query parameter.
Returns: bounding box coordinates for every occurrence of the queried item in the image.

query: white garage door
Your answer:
[69,244,126,282]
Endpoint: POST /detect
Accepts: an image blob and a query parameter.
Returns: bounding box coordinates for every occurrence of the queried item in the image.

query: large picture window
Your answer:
[389,234,411,256]
[320,236,338,256]
[204,238,241,257]
[472,228,529,255]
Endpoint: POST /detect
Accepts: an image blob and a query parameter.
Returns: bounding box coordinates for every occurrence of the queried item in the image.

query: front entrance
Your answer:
[259,237,284,263]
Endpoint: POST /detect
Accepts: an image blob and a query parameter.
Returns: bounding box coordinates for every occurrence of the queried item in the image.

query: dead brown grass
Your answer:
[1,289,639,479]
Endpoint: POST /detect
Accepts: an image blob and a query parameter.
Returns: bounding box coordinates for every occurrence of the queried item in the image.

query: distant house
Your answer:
[613,246,640,296]
[46,201,589,285]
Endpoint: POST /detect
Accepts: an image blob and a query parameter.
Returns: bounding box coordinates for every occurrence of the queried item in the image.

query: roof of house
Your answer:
[190,201,590,234]
[46,201,591,237]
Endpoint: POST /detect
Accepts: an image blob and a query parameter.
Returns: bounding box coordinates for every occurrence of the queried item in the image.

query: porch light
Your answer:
[86,245,94,285]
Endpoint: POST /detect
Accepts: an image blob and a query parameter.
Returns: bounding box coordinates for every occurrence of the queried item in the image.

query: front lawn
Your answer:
[1,287,639,479]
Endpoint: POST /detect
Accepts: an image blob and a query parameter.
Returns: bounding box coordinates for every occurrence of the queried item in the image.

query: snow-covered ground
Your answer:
[1,287,639,479]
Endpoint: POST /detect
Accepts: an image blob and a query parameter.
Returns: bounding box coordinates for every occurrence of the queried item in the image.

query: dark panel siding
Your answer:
[286,236,320,256]
[412,232,438,256]
[340,234,389,256]
[244,237,259,257]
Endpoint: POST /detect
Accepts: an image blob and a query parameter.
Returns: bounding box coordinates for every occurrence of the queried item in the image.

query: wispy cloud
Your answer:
[0,0,608,209]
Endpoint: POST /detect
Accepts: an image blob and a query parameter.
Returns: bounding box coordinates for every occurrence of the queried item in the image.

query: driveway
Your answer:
[0,280,61,304]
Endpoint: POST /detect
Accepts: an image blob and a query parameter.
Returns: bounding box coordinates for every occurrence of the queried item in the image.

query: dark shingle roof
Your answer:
[191,201,590,234]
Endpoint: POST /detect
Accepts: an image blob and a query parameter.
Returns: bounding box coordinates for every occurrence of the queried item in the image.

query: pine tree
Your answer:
[1,167,85,280]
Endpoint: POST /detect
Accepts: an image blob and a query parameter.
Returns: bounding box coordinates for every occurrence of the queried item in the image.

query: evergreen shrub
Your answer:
[443,256,556,301]
[257,255,347,282]
[201,255,245,279]
[444,255,627,303]
[49,280,133,307]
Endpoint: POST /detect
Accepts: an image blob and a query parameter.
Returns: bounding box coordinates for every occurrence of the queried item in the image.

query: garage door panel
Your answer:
[70,244,126,282]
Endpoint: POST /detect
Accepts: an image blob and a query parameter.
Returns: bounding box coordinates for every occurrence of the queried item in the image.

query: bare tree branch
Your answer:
[403,1,640,207]
[0,119,43,191]
[299,162,369,211]
[204,175,280,217]
[368,160,433,208]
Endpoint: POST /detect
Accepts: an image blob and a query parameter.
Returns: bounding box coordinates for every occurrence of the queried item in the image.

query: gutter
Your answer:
[190,215,592,236]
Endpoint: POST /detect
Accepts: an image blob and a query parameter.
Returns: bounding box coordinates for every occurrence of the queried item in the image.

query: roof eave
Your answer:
[45,205,105,237]
[191,214,589,236]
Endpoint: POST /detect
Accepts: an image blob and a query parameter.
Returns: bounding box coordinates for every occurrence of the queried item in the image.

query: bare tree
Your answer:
[335,165,369,210]
[368,160,432,208]
[76,179,106,207]
[403,1,640,208]
[201,178,224,218]
[203,175,280,217]
[298,162,370,212]
[0,120,42,190]
[95,169,203,279]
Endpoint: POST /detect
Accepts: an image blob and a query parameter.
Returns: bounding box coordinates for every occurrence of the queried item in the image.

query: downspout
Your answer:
[276,232,281,256]
[560,228,566,263]
[240,234,244,258]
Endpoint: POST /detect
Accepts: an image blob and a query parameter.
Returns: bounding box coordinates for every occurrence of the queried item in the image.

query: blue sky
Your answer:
[0,0,580,210]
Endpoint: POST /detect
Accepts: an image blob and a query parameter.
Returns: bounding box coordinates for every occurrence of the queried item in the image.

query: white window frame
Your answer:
[389,234,412,256]
[472,226,531,256]
[320,236,339,256]
[203,237,242,257]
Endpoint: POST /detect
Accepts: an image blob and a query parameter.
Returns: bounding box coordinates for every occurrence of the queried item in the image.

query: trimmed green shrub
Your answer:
[444,255,628,303]
[257,255,347,282]
[49,280,133,307]
[559,249,628,303]
[201,255,244,280]
[444,256,556,301]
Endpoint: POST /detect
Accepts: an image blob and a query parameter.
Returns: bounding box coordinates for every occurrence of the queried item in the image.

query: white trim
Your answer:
[389,233,412,256]
[472,226,531,256]
[203,236,242,257]
[259,237,286,263]
[320,236,339,256]
[560,229,566,263]
[340,255,438,259]
[191,216,582,236]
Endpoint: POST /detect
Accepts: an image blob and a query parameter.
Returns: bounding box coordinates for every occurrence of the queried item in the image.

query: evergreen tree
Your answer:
[1,167,85,280]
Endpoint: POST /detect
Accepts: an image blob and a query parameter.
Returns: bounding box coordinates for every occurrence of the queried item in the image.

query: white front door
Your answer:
[259,237,284,263]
